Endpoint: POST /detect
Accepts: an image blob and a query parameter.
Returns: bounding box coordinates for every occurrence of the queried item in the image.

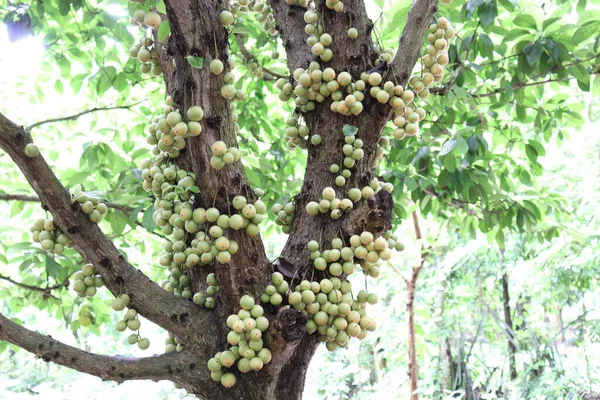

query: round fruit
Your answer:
[24,143,39,157]
[144,12,161,29]
[219,11,235,26]
[347,28,358,39]
[210,59,224,74]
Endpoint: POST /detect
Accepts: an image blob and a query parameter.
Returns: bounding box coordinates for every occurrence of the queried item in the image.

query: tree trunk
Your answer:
[407,278,419,399]
[501,273,517,380]
[434,275,452,393]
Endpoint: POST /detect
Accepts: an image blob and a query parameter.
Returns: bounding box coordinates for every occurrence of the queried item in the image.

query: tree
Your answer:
[0,0,597,399]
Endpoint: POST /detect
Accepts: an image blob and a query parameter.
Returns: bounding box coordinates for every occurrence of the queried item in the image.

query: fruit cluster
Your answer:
[30,218,72,255]
[283,114,310,150]
[210,141,241,170]
[112,294,151,350]
[72,264,104,298]
[259,272,288,305]
[74,194,108,223]
[207,295,272,387]
[165,332,185,353]
[128,9,163,76]
[145,98,204,159]
[330,135,364,186]
[304,11,334,62]
[271,200,295,234]
[192,273,220,309]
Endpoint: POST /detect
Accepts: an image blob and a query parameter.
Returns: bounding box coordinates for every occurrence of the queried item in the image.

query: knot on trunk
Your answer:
[278,307,307,343]
[343,189,393,236]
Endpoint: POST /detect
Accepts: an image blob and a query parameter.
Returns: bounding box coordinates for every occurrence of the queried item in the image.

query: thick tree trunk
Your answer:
[501,273,517,380]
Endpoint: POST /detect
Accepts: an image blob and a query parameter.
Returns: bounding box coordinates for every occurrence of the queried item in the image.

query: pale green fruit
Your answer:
[187,105,204,122]
[347,28,358,39]
[137,338,150,350]
[220,84,236,99]
[240,295,255,310]
[210,59,224,74]
[219,11,234,26]
[221,372,236,388]
[115,320,127,332]
[212,141,227,156]
[127,334,139,345]
[144,11,161,29]
[24,143,39,157]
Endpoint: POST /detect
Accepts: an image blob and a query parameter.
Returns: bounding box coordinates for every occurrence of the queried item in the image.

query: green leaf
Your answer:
[513,14,538,31]
[45,256,61,278]
[187,56,204,69]
[59,0,71,16]
[156,0,167,14]
[439,139,457,157]
[158,20,171,42]
[572,20,600,46]
[455,138,469,155]
[342,124,359,136]
[524,41,543,65]
[478,0,498,26]
[110,212,127,236]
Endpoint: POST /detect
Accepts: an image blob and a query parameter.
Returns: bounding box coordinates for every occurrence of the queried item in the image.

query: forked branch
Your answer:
[0,112,202,340]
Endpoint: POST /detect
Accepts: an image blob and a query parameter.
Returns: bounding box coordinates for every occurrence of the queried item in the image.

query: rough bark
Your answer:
[0,314,196,384]
[434,272,452,393]
[501,272,517,380]
[0,0,439,397]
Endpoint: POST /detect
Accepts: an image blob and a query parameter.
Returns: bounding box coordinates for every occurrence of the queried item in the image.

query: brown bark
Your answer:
[0,0,439,397]
[434,272,452,392]
[501,272,517,380]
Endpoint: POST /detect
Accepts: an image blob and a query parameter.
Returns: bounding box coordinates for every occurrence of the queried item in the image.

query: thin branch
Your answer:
[0,274,67,300]
[421,187,480,217]
[0,193,135,214]
[472,77,574,98]
[28,100,147,130]
[235,33,287,80]
[0,313,195,384]
[388,0,438,85]
[0,111,202,340]
[0,193,168,240]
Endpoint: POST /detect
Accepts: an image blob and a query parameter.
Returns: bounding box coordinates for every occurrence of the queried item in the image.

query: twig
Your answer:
[0,193,135,214]
[472,77,574,98]
[0,274,67,300]
[28,100,147,130]
[234,33,287,80]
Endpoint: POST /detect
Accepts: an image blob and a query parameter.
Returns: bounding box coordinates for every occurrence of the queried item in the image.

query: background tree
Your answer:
[0,0,598,399]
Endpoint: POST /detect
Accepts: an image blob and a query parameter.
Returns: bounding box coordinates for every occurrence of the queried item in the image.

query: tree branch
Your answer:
[0,313,195,384]
[0,274,68,300]
[0,112,202,340]
[235,33,287,80]
[388,0,438,85]
[471,77,574,98]
[0,193,135,214]
[28,100,146,130]
[268,0,313,72]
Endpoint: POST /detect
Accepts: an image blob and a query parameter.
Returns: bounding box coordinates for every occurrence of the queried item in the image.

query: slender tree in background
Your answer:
[0,0,597,398]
